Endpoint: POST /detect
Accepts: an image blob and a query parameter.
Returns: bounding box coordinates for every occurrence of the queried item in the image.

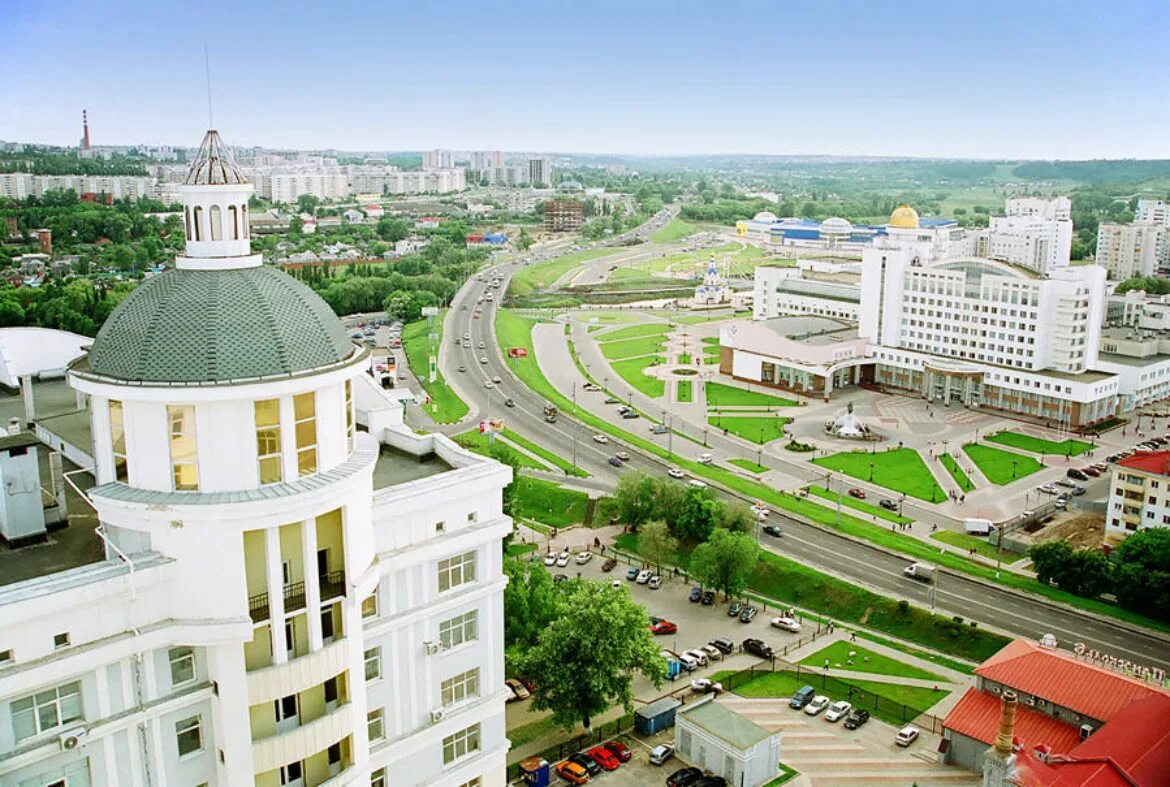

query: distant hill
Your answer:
[1012,160,1170,183]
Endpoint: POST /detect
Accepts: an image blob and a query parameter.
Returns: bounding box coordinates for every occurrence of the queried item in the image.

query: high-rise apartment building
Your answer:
[1135,199,1170,226]
[977,197,1073,275]
[422,150,454,170]
[0,129,510,787]
[525,157,553,188]
[1096,222,1167,280]
[469,151,504,172]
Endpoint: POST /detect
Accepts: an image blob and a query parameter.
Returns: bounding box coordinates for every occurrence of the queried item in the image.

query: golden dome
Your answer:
[889,204,920,229]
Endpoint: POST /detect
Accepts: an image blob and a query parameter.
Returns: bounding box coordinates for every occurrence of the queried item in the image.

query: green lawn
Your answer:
[939,453,975,492]
[701,336,720,346]
[611,356,666,398]
[401,315,469,423]
[932,530,1024,564]
[512,477,589,527]
[799,641,945,681]
[453,429,548,470]
[729,670,949,726]
[678,380,693,402]
[847,679,949,713]
[985,431,1093,457]
[506,714,563,748]
[597,323,671,342]
[676,313,735,325]
[706,381,797,408]
[504,429,589,478]
[599,335,666,360]
[708,415,789,443]
[508,248,620,296]
[813,448,946,503]
[728,458,768,473]
[650,217,697,243]
[574,311,639,325]
[963,443,1045,485]
[505,542,539,557]
[805,485,911,524]
[677,352,692,364]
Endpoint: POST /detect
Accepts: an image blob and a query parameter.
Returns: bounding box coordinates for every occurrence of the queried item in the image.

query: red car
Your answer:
[1081,466,1101,477]
[848,488,866,499]
[606,741,632,762]
[586,746,621,771]
[649,619,677,635]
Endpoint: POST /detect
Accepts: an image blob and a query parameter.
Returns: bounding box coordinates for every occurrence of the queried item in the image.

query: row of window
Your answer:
[184,202,249,243]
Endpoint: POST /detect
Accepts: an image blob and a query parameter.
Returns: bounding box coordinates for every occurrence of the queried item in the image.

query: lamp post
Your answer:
[868,462,874,482]
[1011,460,1018,479]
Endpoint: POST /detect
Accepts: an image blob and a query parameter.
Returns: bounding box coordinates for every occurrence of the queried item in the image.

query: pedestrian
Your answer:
[850,631,857,643]
[960,494,965,503]
[824,658,830,670]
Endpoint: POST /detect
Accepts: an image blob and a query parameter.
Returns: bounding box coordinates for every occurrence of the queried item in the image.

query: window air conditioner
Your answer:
[1079,724,1093,741]
[1023,696,1036,707]
[424,641,442,655]
[59,728,87,750]
[429,708,445,724]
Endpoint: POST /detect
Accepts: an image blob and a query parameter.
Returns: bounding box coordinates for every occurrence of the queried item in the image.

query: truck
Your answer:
[903,562,935,583]
[964,518,996,536]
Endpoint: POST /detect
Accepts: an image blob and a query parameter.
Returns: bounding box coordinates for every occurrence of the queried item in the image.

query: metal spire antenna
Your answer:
[203,44,214,129]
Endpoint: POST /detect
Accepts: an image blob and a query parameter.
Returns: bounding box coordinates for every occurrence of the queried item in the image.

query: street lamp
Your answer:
[868,462,874,482]
[1011,459,1018,479]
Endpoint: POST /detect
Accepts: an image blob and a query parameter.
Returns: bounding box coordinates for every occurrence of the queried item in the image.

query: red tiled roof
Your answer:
[975,639,1166,721]
[1114,450,1170,477]
[943,688,1083,753]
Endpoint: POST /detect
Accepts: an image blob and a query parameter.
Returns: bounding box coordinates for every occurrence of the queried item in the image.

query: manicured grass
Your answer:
[650,217,697,243]
[599,335,666,360]
[611,356,666,398]
[504,429,589,478]
[401,314,469,423]
[805,485,911,525]
[512,477,589,527]
[857,633,977,676]
[763,764,800,787]
[676,313,734,325]
[677,352,692,364]
[985,431,1093,457]
[508,248,620,296]
[939,453,975,492]
[799,641,945,681]
[701,336,720,346]
[729,458,769,473]
[730,670,949,726]
[706,381,797,408]
[932,530,1025,564]
[813,448,946,503]
[453,429,548,470]
[507,714,563,748]
[597,323,671,342]
[847,679,949,713]
[678,380,693,402]
[963,443,1045,485]
[708,415,789,443]
[505,542,539,557]
[574,311,639,324]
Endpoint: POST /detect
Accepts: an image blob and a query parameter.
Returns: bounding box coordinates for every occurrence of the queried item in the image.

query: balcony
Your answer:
[249,571,347,624]
[252,700,354,775]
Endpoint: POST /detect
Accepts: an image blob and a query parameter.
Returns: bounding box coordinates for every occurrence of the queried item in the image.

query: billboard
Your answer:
[479,418,505,434]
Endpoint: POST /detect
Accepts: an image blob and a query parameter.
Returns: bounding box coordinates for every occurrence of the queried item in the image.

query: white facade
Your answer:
[1135,199,1170,226]
[422,151,454,170]
[0,131,509,787]
[1106,452,1170,537]
[674,699,781,787]
[1096,222,1167,280]
[525,158,553,188]
[247,170,351,204]
[978,197,1073,275]
[753,266,860,322]
[0,173,157,202]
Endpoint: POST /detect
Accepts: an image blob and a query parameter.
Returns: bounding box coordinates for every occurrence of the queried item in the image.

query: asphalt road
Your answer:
[438,230,1170,675]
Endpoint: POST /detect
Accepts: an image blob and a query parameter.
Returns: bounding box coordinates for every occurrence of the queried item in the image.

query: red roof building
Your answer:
[1113,450,1170,476]
[1107,450,1170,537]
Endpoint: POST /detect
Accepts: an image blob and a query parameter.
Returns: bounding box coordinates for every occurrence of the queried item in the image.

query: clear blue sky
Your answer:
[3,0,1168,158]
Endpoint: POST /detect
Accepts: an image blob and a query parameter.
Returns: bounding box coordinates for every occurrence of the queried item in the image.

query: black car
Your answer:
[709,637,734,654]
[879,499,898,512]
[505,398,515,407]
[666,766,704,787]
[743,638,773,659]
[693,778,728,787]
[728,600,743,617]
[762,525,782,538]
[701,590,715,605]
[1067,468,1088,481]
[739,606,757,623]
[843,708,871,729]
[604,397,621,404]
[609,456,624,467]
[569,753,601,776]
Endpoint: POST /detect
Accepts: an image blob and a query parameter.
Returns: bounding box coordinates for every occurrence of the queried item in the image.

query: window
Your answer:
[175,715,203,758]
[442,723,481,765]
[324,676,339,705]
[435,521,445,533]
[279,762,303,785]
[467,512,477,524]
[53,632,70,649]
[321,607,336,641]
[11,681,83,741]
[209,205,222,241]
[367,708,385,742]
[371,768,387,787]
[441,668,480,707]
[438,551,476,592]
[274,694,298,722]
[167,405,199,490]
[0,649,11,665]
[345,380,354,447]
[255,399,282,484]
[364,647,382,681]
[169,647,196,686]
[361,593,378,619]
[439,610,478,649]
[192,206,203,241]
[327,741,342,767]
[293,392,317,477]
[228,205,239,240]
[109,400,129,483]
[458,779,482,787]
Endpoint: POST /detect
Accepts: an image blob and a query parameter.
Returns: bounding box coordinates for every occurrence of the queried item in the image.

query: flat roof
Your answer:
[372,444,452,490]
[1096,352,1170,368]
[679,699,774,749]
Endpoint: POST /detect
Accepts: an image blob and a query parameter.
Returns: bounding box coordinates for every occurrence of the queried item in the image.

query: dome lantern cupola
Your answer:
[888,204,920,229]
[177,130,258,269]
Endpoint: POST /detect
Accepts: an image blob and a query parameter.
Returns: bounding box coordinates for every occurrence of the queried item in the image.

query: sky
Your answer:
[2,0,1169,159]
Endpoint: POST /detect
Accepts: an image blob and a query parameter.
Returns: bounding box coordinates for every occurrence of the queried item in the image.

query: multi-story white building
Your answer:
[0,173,158,202]
[525,158,553,188]
[1135,199,1170,226]
[1096,222,1168,280]
[247,170,352,204]
[0,129,510,787]
[975,197,1073,275]
[753,264,861,322]
[1106,451,1170,537]
[468,152,504,173]
[422,151,454,170]
[482,167,527,187]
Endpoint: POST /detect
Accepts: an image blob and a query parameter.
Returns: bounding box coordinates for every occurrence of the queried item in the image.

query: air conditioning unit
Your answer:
[59,728,87,750]
[429,708,445,724]
[1023,696,1036,707]
[423,641,442,655]
[1080,724,1093,741]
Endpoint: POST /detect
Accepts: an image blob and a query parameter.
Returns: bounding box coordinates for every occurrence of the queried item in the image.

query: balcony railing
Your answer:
[248,571,347,624]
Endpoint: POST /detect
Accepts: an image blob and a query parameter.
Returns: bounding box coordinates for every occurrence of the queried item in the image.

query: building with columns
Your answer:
[0,129,510,787]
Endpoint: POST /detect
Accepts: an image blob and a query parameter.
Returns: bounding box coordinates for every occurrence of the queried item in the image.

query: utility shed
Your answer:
[675,698,782,787]
[635,697,682,735]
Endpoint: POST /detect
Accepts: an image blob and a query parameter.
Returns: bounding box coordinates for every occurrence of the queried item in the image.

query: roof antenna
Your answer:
[203,43,214,130]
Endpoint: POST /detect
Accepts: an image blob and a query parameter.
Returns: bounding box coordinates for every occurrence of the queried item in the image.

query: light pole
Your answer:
[1011,459,1018,479]
[868,462,874,482]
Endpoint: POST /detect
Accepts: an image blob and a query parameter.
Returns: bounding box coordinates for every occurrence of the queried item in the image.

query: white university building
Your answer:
[0,130,510,787]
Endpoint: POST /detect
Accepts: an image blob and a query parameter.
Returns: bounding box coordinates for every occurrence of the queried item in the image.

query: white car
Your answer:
[825,700,852,722]
[690,678,722,694]
[556,552,571,568]
[684,648,709,667]
[770,617,801,633]
[895,725,920,747]
[616,451,631,461]
[636,569,653,584]
[700,644,723,661]
[675,652,698,671]
[543,552,557,566]
[688,479,708,489]
[751,502,769,519]
[647,575,663,589]
[575,552,592,565]
[479,357,488,364]
[698,453,714,465]
[592,435,610,444]
[483,381,494,389]
[667,468,685,479]
[804,695,830,716]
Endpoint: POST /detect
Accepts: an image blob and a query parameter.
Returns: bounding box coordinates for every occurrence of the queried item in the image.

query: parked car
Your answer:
[667,766,704,787]
[1037,483,1058,495]
[649,745,675,766]
[569,753,601,776]
[601,557,618,572]
[553,574,568,583]
[770,616,801,633]
[636,569,653,584]
[843,708,871,729]
[676,652,699,671]
[895,725,920,747]
[762,524,783,538]
[667,467,685,478]
[505,678,530,701]
[1054,496,1068,509]
[555,760,590,785]
[575,552,593,565]
[1082,466,1101,477]
[586,746,620,771]
[687,586,702,603]
[1067,468,1088,481]
[544,552,557,566]
[825,700,852,722]
[804,695,830,716]
[728,600,743,617]
[879,499,898,511]
[505,398,515,407]
[651,424,670,434]
[556,551,571,568]
[692,778,729,787]
[684,648,709,667]
[709,637,735,655]
[626,567,640,581]
[743,638,773,659]
[739,606,758,623]
[701,590,716,605]
[789,685,815,709]
[648,575,663,590]
[649,618,677,635]
[690,678,723,694]
[848,488,866,499]
[604,397,621,404]
[700,644,723,661]
[606,741,632,762]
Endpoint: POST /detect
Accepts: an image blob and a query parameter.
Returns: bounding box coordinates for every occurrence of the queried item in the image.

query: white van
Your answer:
[964,518,996,536]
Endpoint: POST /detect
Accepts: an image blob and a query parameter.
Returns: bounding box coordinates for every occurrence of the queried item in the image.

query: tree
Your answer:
[515,580,665,731]
[1029,541,1112,599]
[1029,541,1074,587]
[382,290,415,322]
[376,217,410,243]
[517,228,533,251]
[639,520,677,573]
[688,529,759,599]
[613,472,659,529]
[1112,529,1170,621]
[675,486,724,542]
[287,215,303,237]
[488,442,520,519]
[502,555,561,652]
[720,503,755,534]
[296,194,320,215]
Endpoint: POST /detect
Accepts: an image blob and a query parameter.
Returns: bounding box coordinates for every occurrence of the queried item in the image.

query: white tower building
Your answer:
[0,130,510,787]
[979,197,1073,275]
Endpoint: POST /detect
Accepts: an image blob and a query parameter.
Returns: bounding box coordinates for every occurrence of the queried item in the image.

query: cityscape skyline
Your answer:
[3,0,1169,159]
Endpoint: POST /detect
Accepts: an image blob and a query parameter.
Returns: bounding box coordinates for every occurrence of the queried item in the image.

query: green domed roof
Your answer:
[89,266,356,384]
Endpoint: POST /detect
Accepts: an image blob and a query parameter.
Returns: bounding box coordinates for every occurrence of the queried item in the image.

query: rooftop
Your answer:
[184,129,248,186]
[372,443,452,490]
[944,687,1082,752]
[678,699,774,749]
[1115,450,1170,478]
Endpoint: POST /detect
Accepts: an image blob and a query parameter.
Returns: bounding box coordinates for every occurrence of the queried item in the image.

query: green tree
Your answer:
[502,555,561,652]
[376,217,411,242]
[1112,529,1170,621]
[515,581,665,731]
[687,529,759,599]
[1029,542,1074,586]
[288,215,303,237]
[613,472,658,529]
[0,298,25,327]
[639,520,677,573]
[296,194,320,215]
[488,442,521,518]
[382,290,415,322]
[675,486,723,542]
[517,228,533,251]
[720,503,755,534]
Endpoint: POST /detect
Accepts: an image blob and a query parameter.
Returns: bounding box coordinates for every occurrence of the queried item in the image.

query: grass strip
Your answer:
[813,448,946,503]
[939,453,975,492]
[596,323,671,342]
[453,429,548,470]
[508,248,620,296]
[963,443,1045,485]
[728,458,768,474]
[512,477,589,527]
[932,530,1025,564]
[678,379,693,402]
[707,381,797,408]
[805,485,911,524]
[504,428,589,477]
[798,641,945,681]
[984,431,1093,457]
[650,217,697,243]
[611,356,666,398]
[402,314,469,423]
[730,671,950,727]
[708,414,790,443]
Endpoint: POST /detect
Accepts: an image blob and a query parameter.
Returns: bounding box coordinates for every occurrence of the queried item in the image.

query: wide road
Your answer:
[439,228,1170,674]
